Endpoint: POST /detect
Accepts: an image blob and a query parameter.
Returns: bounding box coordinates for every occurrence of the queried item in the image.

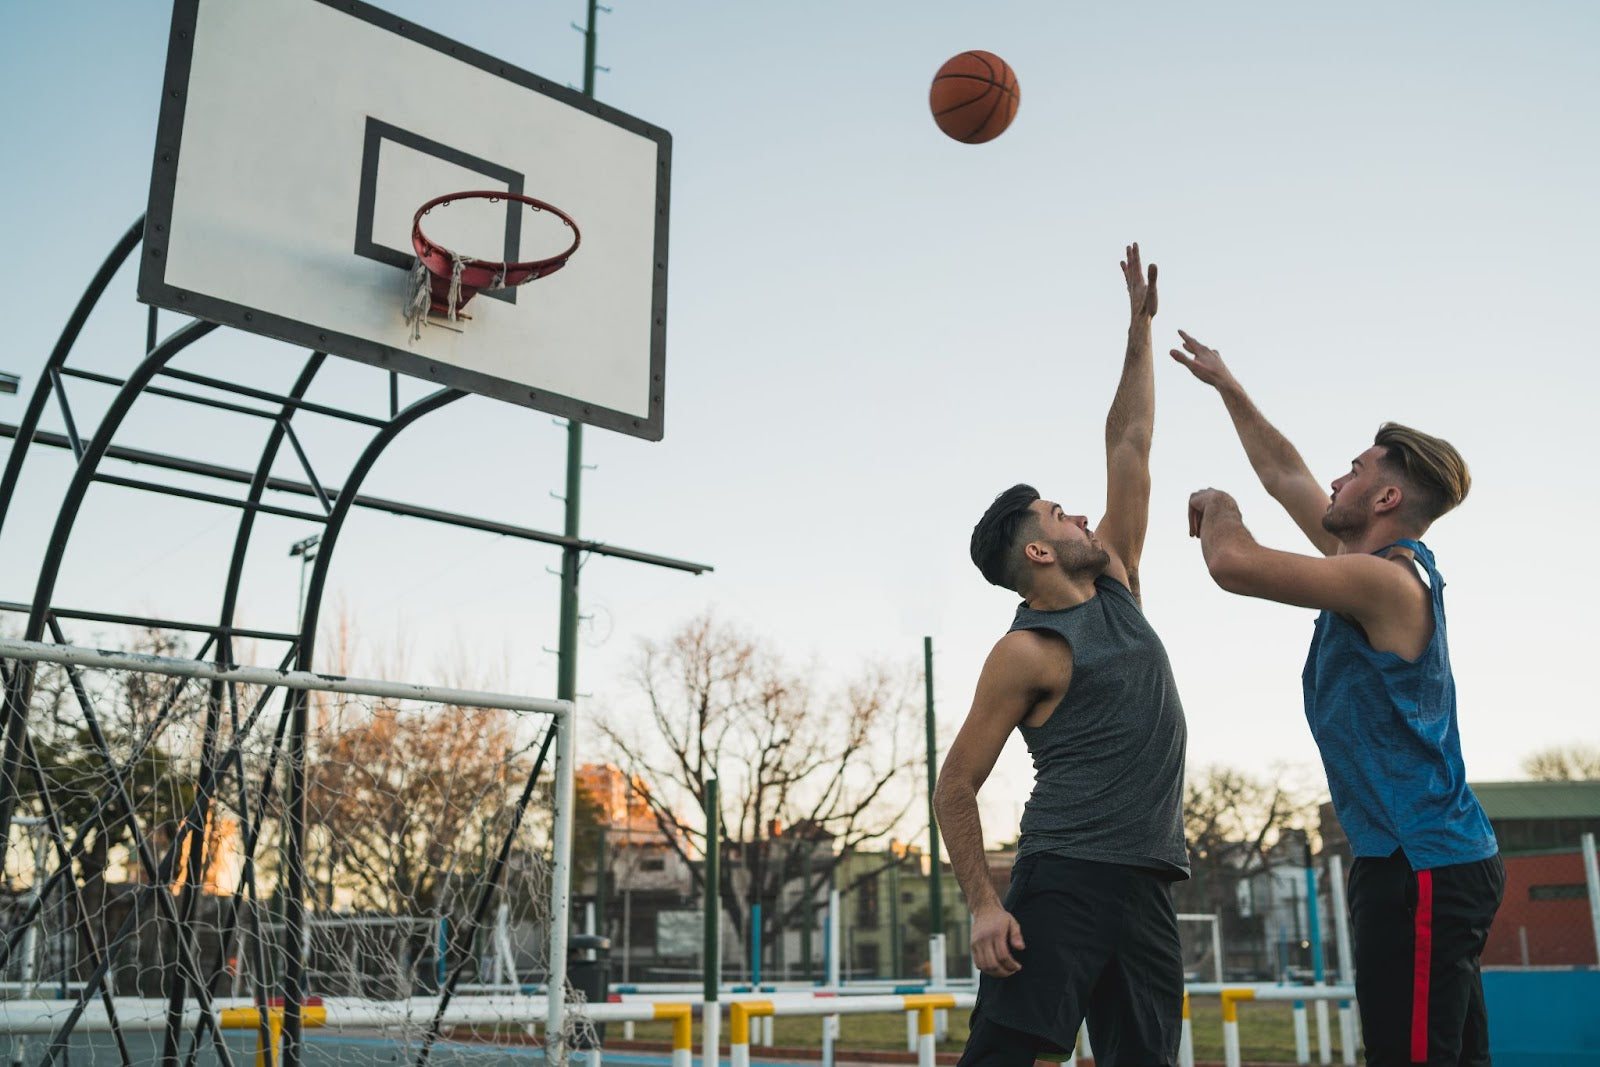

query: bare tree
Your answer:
[1522,743,1600,781]
[290,610,589,923]
[596,613,922,968]
[1177,764,1324,916]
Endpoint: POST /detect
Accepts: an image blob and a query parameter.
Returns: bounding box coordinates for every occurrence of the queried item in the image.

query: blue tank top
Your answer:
[1301,539,1496,869]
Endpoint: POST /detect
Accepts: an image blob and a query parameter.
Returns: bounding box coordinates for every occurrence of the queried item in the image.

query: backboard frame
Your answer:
[139,0,671,441]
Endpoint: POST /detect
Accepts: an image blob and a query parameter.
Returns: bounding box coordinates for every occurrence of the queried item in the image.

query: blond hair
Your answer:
[1373,422,1470,523]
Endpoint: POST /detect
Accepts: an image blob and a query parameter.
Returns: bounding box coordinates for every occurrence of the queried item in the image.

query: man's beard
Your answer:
[1053,538,1110,578]
[1320,492,1371,540]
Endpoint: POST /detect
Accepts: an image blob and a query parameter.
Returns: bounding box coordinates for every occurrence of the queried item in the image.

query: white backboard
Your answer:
[140,0,671,440]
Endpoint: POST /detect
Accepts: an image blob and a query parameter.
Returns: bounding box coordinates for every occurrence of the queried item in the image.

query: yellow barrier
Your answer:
[651,1002,693,1067]
[217,1005,327,1067]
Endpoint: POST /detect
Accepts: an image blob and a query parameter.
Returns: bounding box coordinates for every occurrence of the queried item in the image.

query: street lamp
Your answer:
[289,533,321,630]
[1,371,21,395]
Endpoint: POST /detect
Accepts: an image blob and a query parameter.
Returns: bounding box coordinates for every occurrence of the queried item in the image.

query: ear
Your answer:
[1023,540,1054,565]
[1372,484,1404,516]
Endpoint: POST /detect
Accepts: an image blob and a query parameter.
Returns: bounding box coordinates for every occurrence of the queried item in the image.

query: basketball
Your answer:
[929,51,1020,144]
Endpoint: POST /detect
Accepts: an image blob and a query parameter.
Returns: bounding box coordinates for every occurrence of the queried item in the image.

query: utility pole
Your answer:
[923,637,942,962]
[557,0,605,711]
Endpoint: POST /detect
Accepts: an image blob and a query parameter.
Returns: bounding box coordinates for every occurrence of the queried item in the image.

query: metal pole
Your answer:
[546,707,576,1065]
[1583,833,1600,966]
[889,856,901,979]
[802,846,814,982]
[551,8,598,1056]
[922,637,942,966]
[1328,853,1357,1067]
[751,902,762,986]
[704,777,720,1065]
[595,825,607,943]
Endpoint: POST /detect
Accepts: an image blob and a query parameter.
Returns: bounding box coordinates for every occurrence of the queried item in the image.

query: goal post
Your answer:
[0,636,579,1063]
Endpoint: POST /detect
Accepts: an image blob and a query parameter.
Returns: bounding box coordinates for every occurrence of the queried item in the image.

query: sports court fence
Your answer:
[0,637,583,1065]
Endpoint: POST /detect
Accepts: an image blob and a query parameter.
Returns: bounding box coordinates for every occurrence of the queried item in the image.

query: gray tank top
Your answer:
[1009,576,1189,877]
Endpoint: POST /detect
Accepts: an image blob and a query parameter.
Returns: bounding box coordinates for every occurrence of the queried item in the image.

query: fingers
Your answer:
[1176,329,1216,357]
[971,915,1025,977]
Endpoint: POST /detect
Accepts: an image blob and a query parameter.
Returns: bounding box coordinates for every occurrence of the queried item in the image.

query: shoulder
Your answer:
[985,628,1072,689]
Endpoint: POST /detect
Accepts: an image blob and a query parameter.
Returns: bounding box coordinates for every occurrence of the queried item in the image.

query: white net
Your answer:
[0,640,590,1066]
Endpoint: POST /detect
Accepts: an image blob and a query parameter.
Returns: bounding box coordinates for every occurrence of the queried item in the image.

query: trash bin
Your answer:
[567,934,611,1048]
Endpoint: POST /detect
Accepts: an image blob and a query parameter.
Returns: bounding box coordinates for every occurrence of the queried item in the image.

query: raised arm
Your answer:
[1187,488,1431,656]
[1170,332,1339,556]
[933,631,1060,977]
[1095,243,1159,595]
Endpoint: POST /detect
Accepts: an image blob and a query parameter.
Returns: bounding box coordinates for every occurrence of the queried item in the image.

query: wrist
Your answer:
[970,893,1005,916]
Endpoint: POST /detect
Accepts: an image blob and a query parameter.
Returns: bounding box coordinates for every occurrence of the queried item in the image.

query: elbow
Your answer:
[1205,545,1256,595]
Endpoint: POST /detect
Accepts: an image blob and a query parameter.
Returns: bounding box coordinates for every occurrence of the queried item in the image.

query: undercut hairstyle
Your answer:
[1373,422,1471,524]
[971,484,1042,592]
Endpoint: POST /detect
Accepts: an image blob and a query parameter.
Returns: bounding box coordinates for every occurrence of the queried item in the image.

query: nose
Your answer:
[1075,515,1090,530]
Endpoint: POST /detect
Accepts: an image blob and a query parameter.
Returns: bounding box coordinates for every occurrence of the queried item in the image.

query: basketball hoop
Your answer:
[404,191,581,330]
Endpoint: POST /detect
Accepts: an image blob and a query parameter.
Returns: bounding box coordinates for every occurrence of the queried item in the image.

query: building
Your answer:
[832,842,970,980]
[1473,780,1600,968]
[1321,779,1600,969]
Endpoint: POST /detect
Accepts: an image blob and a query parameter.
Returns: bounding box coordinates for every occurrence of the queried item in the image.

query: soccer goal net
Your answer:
[0,637,588,1066]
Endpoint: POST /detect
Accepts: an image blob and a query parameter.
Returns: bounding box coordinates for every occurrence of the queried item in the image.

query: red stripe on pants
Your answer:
[1411,869,1434,1062]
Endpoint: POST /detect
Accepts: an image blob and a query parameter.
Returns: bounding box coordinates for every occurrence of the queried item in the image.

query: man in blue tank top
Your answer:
[935,244,1190,1067]
[1174,332,1503,1067]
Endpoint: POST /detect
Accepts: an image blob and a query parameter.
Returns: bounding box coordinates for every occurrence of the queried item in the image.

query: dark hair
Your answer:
[1373,422,1470,524]
[971,484,1042,591]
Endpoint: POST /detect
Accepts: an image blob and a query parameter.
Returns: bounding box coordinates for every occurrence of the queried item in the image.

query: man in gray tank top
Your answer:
[934,244,1189,1066]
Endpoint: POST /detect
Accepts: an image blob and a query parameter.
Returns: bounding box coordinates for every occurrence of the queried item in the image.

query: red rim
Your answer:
[410,190,581,290]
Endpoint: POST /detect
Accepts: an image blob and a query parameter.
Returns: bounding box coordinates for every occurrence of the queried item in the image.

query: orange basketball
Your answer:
[929,51,1020,144]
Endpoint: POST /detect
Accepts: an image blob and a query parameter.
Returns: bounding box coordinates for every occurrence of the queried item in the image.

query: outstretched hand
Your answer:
[1169,330,1234,389]
[1122,242,1158,319]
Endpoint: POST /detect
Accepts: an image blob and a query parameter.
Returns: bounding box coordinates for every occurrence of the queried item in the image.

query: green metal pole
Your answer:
[703,778,720,1002]
[924,637,942,954]
[557,0,599,709]
[801,846,813,982]
[595,825,607,938]
[888,854,901,979]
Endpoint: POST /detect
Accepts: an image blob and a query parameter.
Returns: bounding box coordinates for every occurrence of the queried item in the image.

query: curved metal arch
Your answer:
[0,319,217,868]
[17,319,219,643]
[214,351,329,650]
[0,215,146,542]
[276,385,463,1060]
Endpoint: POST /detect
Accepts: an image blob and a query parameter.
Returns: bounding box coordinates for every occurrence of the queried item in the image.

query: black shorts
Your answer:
[958,853,1184,1067]
[1348,850,1505,1066]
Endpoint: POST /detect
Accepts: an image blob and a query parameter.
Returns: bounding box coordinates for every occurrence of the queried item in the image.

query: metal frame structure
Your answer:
[0,213,705,1067]
[0,637,576,1066]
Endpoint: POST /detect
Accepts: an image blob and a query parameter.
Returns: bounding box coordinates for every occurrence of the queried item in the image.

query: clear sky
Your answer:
[3,2,1597,846]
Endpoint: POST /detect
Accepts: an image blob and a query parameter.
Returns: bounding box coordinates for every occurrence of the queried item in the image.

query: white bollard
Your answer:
[1079,1019,1092,1061]
[1293,1001,1310,1064]
[1339,1002,1357,1066]
[906,1008,917,1052]
[1221,990,1253,1067]
[704,1005,720,1067]
[915,1006,937,1067]
[930,933,949,1040]
[1179,992,1194,1067]
[1316,998,1332,1064]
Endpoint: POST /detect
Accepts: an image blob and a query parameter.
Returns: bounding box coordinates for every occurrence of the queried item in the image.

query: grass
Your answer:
[613,996,1362,1063]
